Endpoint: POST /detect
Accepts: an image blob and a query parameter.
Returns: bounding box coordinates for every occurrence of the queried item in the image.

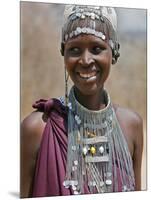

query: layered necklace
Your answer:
[62,86,135,194]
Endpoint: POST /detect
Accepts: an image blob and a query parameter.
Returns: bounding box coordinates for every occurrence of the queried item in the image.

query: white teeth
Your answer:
[79,71,97,79]
[88,76,97,81]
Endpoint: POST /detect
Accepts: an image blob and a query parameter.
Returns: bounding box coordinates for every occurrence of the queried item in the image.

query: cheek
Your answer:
[98,53,112,80]
[108,52,112,65]
[99,52,112,68]
[108,49,113,64]
[104,51,112,68]
[64,56,76,72]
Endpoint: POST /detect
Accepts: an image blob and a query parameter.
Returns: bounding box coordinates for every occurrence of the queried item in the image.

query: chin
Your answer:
[74,85,102,96]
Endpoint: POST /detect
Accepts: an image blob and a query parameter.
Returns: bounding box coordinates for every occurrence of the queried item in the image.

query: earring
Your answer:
[60,42,65,56]
[112,57,116,65]
[65,67,69,107]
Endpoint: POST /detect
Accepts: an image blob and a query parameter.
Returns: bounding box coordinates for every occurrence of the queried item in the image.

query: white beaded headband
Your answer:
[64,27,106,42]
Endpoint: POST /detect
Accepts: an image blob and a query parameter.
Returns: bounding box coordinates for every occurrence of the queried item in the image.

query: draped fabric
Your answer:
[31,98,72,197]
[31,98,133,197]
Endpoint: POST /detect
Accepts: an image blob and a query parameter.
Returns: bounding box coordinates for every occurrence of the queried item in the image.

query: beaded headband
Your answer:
[64,27,106,42]
[61,5,120,64]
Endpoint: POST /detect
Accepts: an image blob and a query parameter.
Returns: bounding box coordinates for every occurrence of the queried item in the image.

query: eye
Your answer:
[91,46,104,55]
[68,47,81,56]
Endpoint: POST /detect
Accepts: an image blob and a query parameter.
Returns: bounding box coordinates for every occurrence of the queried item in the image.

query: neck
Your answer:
[74,87,106,111]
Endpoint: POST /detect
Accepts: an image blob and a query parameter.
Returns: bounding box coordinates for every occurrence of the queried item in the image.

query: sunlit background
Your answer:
[20,2,147,190]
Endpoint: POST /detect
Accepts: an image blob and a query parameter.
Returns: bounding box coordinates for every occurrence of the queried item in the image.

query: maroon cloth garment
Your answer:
[31,98,71,197]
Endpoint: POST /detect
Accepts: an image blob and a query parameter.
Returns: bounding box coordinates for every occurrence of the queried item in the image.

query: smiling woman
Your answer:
[21,4,144,198]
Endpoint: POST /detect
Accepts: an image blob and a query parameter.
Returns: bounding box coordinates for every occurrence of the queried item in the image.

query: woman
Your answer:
[21,5,143,198]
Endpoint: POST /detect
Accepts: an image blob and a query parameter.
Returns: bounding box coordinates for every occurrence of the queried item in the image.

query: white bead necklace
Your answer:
[62,86,135,194]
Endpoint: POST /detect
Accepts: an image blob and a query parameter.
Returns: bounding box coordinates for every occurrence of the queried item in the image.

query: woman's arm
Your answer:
[132,114,144,190]
[20,112,45,198]
[114,105,144,191]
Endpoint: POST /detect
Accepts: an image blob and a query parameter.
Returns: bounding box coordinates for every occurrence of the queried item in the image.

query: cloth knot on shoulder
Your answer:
[32,98,67,116]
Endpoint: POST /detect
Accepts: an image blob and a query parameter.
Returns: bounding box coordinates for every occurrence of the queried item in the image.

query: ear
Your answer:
[60,42,65,56]
[112,43,120,65]
[111,49,117,65]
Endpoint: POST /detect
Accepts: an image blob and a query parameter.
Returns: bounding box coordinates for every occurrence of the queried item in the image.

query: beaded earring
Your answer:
[60,42,65,56]
[65,67,69,107]
[111,42,120,65]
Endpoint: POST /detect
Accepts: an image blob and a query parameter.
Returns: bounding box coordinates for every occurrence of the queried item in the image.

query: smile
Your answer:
[78,71,99,80]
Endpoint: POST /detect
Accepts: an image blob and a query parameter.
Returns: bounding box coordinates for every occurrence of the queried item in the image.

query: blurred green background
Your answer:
[20,2,147,190]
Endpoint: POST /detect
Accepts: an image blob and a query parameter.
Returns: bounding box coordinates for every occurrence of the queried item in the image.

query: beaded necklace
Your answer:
[62,86,135,194]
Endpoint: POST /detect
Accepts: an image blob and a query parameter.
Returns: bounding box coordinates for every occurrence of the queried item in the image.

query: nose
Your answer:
[78,49,94,66]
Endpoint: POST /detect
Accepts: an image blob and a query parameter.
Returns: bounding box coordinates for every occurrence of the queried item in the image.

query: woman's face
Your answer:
[64,34,112,96]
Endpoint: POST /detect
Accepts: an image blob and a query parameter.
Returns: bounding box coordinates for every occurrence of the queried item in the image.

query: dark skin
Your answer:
[21,34,143,198]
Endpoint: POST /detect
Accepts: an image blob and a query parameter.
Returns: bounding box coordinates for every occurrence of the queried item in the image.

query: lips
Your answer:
[77,71,99,81]
[78,71,98,79]
[79,71,97,78]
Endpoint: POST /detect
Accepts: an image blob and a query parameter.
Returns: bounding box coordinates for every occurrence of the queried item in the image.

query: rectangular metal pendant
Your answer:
[83,136,108,144]
[84,123,107,129]
[85,155,109,163]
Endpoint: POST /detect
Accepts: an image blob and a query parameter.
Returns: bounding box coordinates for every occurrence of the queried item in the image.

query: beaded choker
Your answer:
[62,87,135,194]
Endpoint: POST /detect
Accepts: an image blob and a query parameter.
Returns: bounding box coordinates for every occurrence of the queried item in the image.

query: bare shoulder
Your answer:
[21,111,46,146]
[21,111,45,136]
[21,111,47,158]
[114,104,143,134]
